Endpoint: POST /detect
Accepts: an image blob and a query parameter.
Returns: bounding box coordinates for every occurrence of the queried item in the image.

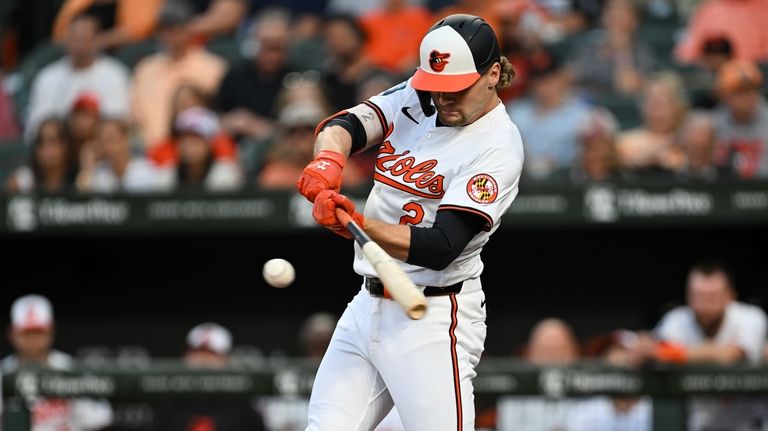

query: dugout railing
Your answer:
[3,360,768,430]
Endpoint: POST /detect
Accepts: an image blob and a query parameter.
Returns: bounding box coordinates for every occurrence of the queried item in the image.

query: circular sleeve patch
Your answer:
[466,174,499,204]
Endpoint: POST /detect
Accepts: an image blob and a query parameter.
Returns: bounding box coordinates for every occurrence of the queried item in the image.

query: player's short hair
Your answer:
[688,261,735,290]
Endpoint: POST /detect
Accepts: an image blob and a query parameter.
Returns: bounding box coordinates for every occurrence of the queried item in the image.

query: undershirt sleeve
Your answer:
[321,113,368,154]
[406,209,486,271]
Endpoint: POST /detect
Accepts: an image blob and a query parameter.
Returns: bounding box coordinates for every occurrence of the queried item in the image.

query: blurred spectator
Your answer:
[150,83,238,166]
[160,107,243,190]
[683,36,734,109]
[321,14,390,111]
[676,112,730,181]
[25,14,130,141]
[675,0,768,64]
[67,93,102,161]
[496,318,580,431]
[566,343,652,431]
[258,102,326,189]
[569,0,657,97]
[77,118,162,192]
[359,0,433,74]
[496,9,548,102]
[185,0,248,38]
[562,108,622,183]
[6,118,78,193]
[151,322,267,431]
[216,8,292,140]
[507,52,591,180]
[1,294,114,431]
[52,0,164,49]
[616,72,687,176]
[633,262,768,364]
[131,1,226,146]
[713,60,768,179]
[298,312,338,360]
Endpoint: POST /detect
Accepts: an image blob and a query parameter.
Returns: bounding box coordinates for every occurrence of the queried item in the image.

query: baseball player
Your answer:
[296,14,524,431]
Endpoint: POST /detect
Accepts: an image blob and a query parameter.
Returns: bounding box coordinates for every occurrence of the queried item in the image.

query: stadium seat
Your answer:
[595,93,643,130]
[206,37,244,64]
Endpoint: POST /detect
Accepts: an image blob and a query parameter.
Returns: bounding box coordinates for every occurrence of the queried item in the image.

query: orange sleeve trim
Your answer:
[438,205,493,232]
[314,110,350,137]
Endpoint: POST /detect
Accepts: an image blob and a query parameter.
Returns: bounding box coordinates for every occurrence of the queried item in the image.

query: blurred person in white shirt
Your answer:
[496,318,581,431]
[77,118,161,193]
[25,14,129,141]
[1,294,113,431]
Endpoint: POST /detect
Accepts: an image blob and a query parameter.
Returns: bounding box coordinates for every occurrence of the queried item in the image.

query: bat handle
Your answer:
[335,207,353,226]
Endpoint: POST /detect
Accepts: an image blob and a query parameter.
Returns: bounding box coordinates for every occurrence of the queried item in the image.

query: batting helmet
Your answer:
[411,14,501,93]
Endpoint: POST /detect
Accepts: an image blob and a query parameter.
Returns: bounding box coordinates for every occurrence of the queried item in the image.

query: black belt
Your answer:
[364,277,463,298]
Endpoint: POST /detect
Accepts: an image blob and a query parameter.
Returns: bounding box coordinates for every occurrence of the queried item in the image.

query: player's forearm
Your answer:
[364,219,410,261]
[685,343,745,364]
[315,126,353,158]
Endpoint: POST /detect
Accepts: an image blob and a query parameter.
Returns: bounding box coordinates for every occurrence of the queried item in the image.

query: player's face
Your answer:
[687,272,732,331]
[431,63,501,127]
[10,329,54,362]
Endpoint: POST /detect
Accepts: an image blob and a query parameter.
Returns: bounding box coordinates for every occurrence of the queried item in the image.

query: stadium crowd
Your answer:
[0,0,767,194]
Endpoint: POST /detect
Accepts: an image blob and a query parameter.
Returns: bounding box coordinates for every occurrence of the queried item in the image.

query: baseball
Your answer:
[263,258,295,288]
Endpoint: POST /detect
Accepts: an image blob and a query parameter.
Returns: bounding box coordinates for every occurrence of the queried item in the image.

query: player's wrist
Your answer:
[315,150,346,169]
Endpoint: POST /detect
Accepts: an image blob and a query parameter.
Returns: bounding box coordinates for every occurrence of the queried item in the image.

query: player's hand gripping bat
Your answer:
[335,208,427,320]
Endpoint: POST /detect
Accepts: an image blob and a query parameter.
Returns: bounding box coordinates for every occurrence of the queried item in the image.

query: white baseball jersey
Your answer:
[655,301,767,364]
[352,79,524,287]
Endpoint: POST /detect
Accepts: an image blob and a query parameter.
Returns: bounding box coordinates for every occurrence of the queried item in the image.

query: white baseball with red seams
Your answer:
[263,258,295,288]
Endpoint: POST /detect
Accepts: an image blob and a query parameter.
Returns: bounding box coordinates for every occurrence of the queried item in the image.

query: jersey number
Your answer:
[399,202,425,226]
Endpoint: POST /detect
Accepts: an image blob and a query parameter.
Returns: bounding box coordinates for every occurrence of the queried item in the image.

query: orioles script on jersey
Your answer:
[374,141,446,198]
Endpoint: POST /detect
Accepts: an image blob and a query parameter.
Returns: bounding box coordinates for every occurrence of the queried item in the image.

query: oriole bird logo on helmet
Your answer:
[429,50,451,72]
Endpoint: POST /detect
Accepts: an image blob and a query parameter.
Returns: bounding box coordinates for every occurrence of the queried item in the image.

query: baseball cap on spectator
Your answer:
[278,102,326,128]
[717,60,763,95]
[186,322,232,355]
[71,93,100,114]
[175,107,220,140]
[11,294,54,332]
[528,51,561,79]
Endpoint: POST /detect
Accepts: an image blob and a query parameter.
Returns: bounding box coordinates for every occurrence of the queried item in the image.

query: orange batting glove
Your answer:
[297,150,346,202]
[312,190,365,239]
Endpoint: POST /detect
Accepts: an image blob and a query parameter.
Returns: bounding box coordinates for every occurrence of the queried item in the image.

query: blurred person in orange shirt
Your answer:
[675,0,768,64]
[131,1,226,146]
[713,59,768,179]
[52,0,164,49]
[359,0,433,74]
[1,295,113,431]
[495,318,581,431]
[6,118,78,193]
[616,72,687,177]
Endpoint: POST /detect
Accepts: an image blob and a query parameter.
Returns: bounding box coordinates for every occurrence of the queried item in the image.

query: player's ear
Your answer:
[487,63,501,89]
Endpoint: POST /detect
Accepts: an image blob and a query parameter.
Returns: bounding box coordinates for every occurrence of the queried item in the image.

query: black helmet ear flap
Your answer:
[417,90,435,117]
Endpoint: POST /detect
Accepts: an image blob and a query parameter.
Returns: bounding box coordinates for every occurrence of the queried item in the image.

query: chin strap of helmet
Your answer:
[416,89,436,117]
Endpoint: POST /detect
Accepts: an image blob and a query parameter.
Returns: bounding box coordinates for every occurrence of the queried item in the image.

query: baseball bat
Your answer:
[336,208,427,320]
